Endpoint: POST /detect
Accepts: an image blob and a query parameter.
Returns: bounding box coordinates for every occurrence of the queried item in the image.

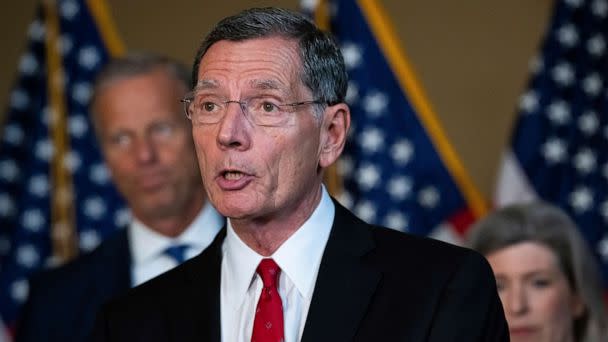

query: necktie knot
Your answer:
[163,244,190,264]
[256,258,280,288]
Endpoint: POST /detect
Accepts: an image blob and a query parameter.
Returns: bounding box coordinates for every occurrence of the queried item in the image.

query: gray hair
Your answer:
[191,7,347,116]
[467,202,607,342]
[89,52,191,136]
[91,52,190,108]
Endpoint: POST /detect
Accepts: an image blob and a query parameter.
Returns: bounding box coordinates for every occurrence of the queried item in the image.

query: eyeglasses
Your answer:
[181,92,323,127]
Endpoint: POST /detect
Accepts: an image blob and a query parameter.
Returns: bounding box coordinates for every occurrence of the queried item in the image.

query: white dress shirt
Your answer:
[220,186,335,342]
[129,202,224,286]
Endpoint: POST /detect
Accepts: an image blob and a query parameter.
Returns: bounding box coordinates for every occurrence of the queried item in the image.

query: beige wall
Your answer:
[0,1,552,199]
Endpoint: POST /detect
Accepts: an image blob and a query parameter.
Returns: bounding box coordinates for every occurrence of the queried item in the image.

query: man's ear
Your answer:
[319,103,350,168]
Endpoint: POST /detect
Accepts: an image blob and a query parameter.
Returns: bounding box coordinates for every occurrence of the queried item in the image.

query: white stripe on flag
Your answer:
[494,150,538,207]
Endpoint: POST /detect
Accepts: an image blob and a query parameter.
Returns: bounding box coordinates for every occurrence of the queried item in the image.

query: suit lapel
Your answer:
[301,200,381,341]
[165,228,226,342]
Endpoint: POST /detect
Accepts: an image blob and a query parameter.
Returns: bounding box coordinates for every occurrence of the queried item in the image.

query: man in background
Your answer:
[15,53,224,342]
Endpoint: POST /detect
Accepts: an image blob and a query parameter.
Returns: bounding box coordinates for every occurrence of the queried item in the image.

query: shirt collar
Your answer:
[223,186,334,308]
[130,201,224,265]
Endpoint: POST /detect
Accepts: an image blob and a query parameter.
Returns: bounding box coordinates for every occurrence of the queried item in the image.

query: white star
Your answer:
[547,100,571,125]
[35,139,54,162]
[359,127,384,153]
[19,53,38,75]
[356,163,381,191]
[587,34,606,57]
[21,209,45,232]
[84,197,107,220]
[383,211,408,232]
[418,186,440,209]
[362,91,388,116]
[345,81,359,104]
[0,194,16,218]
[391,139,414,165]
[552,62,575,86]
[583,73,602,96]
[59,34,73,55]
[78,46,101,70]
[341,42,362,69]
[3,123,24,145]
[300,0,319,13]
[64,150,82,173]
[337,191,354,210]
[593,0,608,17]
[68,114,89,138]
[598,235,608,261]
[565,0,583,7]
[354,200,376,222]
[17,244,40,268]
[573,148,597,174]
[11,279,29,303]
[79,229,102,251]
[72,82,93,105]
[519,90,539,113]
[10,89,29,110]
[90,163,111,185]
[387,176,412,200]
[114,207,131,227]
[578,111,599,136]
[557,24,578,47]
[60,0,80,19]
[27,20,45,41]
[569,186,593,213]
[0,159,19,182]
[28,174,49,197]
[542,138,567,164]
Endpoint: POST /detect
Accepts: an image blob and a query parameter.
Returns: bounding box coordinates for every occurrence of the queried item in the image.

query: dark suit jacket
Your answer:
[92,201,508,341]
[16,230,132,342]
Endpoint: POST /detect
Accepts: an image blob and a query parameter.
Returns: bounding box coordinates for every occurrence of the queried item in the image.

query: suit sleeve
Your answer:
[427,250,509,342]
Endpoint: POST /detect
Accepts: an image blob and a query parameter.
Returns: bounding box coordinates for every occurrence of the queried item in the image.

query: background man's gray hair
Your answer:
[191,7,347,111]
[467,201,607,342]
[91,52,190,106]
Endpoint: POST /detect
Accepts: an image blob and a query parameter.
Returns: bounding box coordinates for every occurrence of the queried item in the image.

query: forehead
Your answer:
[196,37,302,91]
[93,70,184,126]
[487,241,562,274]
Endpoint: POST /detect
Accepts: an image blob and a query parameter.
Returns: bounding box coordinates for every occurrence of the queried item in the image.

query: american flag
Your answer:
[0,0,127,335]
[301,0,487,242]
[495,0,608,286]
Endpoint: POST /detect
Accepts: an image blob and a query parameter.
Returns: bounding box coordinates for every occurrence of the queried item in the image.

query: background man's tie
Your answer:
[162,244,189,264]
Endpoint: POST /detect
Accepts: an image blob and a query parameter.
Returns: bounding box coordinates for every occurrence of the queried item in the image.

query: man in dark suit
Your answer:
[92,8,508,341]
[15,53,224,342]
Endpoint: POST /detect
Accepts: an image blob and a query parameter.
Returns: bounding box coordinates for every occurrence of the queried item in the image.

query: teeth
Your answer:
[224,171,243,180]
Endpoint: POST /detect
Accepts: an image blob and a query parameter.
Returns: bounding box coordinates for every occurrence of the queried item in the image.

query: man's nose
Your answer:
[216,101,251,150]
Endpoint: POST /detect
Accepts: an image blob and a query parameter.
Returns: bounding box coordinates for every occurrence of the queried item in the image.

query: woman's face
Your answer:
[486,241,584,342]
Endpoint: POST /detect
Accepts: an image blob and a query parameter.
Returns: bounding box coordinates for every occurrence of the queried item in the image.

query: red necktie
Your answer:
[251,258,284,342]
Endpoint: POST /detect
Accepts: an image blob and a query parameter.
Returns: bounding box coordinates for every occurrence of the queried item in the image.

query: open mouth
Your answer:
[223,170,245,180]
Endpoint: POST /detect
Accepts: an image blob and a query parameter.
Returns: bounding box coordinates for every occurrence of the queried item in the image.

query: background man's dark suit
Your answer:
[92,201,508,341]
[16,230,131,342]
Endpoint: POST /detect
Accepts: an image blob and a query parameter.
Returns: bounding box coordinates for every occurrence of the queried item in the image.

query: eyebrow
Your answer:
[195,79,219,90]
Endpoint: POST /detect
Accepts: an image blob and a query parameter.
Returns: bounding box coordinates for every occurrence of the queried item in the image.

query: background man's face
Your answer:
[94,69,202,222]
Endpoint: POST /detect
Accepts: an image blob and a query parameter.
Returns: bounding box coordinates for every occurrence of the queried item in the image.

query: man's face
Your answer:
[93,69,202,222]
[192,37,346,224]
